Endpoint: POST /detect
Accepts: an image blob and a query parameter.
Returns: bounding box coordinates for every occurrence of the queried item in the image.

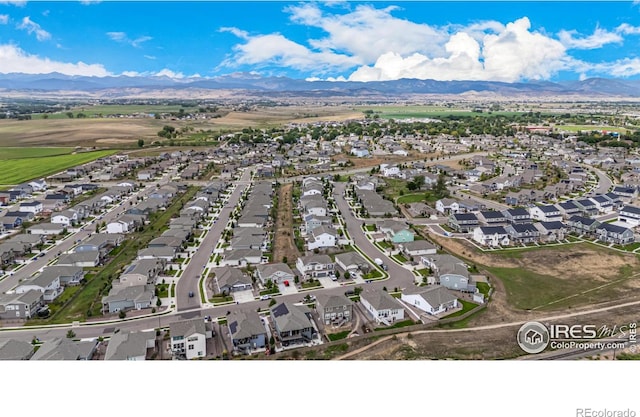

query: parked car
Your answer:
[283,280,290,287]
[188,291,194,298]
[260,295,271,301]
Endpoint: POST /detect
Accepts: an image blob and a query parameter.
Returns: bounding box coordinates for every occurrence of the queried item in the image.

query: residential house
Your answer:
[117,259,165,287]
[528,205,562,222]
[478,210,507,226]
[0,339,35,360]
[220,249,262,267]
[378,220,415,243]
[398,240,437,257]
[315,293,353,326]
[534,221,568,242]
[270,302,316,346]
[472,226,510,247]
[306,225,337,250]
[104,330,155,360]
[212,267,253,294]
[170,318,212,360]
[0,290,43,320]
[502,208,532,224]
[30,338,98,361]
[568,215,601,236]
[360,288,405,325]
[421,254,475,292]
[612,186,638,201]
[505,223,541,244]
[18,201,43,215]
[256,263,295,286]
[15,270,64,302]
[296,254,334,279]
[619,205,640,227]
[26,223,65,236]
[334,251,370,275]
[57,251,101,268]
[102,284,156,314]
[558,200,582,219]
[228,310,267,354]
[448,212,479,233]
[401,286,459,315]
[574,199,598,217]
[595,223,635,245]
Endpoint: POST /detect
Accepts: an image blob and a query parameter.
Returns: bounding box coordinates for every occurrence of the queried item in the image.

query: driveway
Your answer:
[233,289,256,304]
[318,277,340,288]
[278,283,299,295]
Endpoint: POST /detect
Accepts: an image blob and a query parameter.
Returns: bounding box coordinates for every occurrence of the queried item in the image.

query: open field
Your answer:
[0,147,75,159]
[359,105,527,119]
[0,105,362,147]
[273,183,301,266]
[426,232,640,313]
[0,150,117,185]
[556,124,631,134]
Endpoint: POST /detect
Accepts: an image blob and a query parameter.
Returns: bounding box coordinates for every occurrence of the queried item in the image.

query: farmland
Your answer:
[0,150,117,186]
[0,147,75,160]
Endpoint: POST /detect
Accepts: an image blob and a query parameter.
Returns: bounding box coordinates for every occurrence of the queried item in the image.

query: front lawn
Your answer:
[363,269,383,279]
[210,295,234,303]
[156,284,169,298]
[393,254,409,263]
[301,279,322,289]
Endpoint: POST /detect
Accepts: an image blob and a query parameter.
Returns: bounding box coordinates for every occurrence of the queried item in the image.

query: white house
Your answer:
[472,226,510,247]
[380,164,400,177]
[296,254,334,278]
[51,210,78,227]
[401,286,459,315]
[619,205,640,227]
[106,220,131,234]
[18,201,43,215]
[307,226,337,250]
[169,318,211,360]
[436,198,460,215]
[528,205,562,222]
[360,288,405,325]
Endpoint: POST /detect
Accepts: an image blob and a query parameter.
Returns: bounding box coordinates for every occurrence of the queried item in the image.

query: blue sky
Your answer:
[2,1,640,82]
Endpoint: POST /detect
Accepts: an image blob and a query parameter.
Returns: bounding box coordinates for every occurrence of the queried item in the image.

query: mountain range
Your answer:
[2,72,640,98]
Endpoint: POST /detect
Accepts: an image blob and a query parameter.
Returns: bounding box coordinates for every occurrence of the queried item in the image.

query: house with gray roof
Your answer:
[256,263,295,285]
[136,246,177,262]
[619,205,640,227]
[57,251,100,268]
[104,330,155,361]
[399,240,437,257]
[0,290,43,320]
[595,223,635,245]
[212,267,253,294]
[30,338,98,361]
[228,310,267,354]
[170,318,212,360]
[220,249,262,267]
[359,288,405,325]
[315,293,353,326]
[74,233,124,255]
[270,302,316,346]
[296,254,334,279]
[420,254,475,292]
[401,286,459,315]
[102,284,156,314]
[0,339,34,360]
[307,225,337,250]
[117,259,165,288]
[334,251,369,274]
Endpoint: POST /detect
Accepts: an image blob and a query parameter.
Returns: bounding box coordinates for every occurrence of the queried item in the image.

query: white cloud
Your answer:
[154,68,184,79]
[79,0,102,5]
[222,31,359,72]
[558,27,623,49]
[17,16,51,41]
[582,58,640,78]
[616,23,640,35]
[349,17,568,83]
[286,3,448,63]
[0,43,110,76]
[106,31,152,48]
[144,55,156,60]
[0,15,9,25]
[219,27,249,40]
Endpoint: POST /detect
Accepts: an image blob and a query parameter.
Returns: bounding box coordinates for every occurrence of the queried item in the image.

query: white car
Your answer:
[259,295,271,301]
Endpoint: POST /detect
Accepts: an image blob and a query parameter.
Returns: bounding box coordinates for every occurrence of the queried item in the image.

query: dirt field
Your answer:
[273,183,301,265]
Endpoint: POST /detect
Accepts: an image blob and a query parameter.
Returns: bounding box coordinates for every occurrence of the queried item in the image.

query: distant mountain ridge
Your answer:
[1,72,640,97]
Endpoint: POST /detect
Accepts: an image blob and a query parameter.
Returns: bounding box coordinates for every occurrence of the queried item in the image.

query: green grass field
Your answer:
[0,147,75,160]
[0,150,116,185]
[32,104,193,119]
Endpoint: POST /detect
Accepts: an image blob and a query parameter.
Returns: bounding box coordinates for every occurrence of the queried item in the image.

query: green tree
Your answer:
[137,139,145,148]
[66,330,76,339]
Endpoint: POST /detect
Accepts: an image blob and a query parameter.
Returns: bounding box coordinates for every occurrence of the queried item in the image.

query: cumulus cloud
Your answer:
[349,17,568,82]
[106,31,152,48]
[286,3,448,62]
[0,15,9,24]
[558,27,623,49]
[0,43,110,76]
[154,68,184,79]
[17,16,51,41]
[221,30,359,72]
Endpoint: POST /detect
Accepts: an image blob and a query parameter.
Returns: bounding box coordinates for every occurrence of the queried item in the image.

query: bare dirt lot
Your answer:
[273,183,301,265]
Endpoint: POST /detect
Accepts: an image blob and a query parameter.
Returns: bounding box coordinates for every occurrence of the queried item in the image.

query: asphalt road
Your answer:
[175,168,252,311]
[332,182,415,288]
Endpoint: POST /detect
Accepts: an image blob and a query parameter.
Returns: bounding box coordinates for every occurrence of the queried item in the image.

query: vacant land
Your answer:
[273,183,301,266]
[426,231,640,313]
[0,150,117,186]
